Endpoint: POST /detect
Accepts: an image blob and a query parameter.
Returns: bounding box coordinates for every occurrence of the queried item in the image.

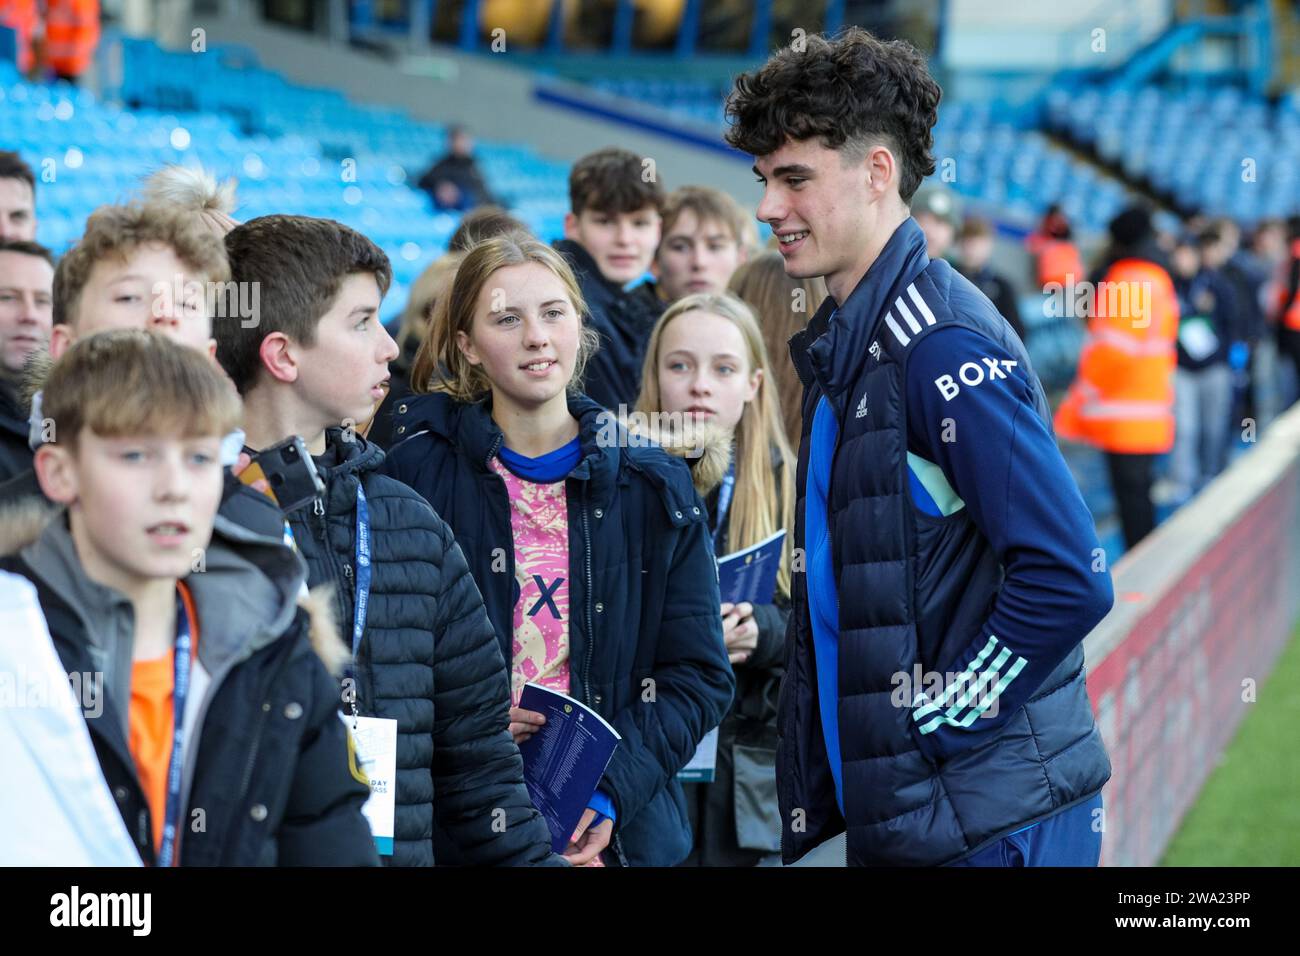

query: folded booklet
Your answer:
[678,529,788,783]
[517,683,622,853]
[717,528,786,606]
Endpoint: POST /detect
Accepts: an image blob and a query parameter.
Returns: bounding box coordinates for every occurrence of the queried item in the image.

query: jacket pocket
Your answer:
[911,512,1000,680]
[732,743,781,853]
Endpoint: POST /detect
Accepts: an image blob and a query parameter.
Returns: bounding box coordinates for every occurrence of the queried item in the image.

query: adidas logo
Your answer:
[855,394,868,419]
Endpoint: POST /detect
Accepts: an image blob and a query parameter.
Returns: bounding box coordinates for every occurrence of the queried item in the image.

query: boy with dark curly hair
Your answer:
[726,27,1113,867]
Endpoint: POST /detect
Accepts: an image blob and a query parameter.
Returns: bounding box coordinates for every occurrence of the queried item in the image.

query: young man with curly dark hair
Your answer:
[726,27,1113,867]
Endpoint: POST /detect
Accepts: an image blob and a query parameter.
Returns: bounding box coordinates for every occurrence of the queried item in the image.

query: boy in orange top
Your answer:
[0,330,376,865]
[128,578,199,853]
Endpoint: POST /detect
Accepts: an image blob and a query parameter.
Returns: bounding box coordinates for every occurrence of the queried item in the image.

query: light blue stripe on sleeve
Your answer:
[907,452,965,517]
[912,635,999,719]
[914,634,1029,735]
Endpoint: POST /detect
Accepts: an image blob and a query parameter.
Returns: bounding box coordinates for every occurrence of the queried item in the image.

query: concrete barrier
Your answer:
[1084,403,1300,865]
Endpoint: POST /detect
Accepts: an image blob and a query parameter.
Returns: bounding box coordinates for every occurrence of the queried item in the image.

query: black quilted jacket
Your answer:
[286,429,562,867]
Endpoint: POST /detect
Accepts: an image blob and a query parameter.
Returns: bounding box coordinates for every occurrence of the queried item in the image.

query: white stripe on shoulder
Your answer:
[894,296,923,335]
[884,311,911,346]
[907,283,937,326]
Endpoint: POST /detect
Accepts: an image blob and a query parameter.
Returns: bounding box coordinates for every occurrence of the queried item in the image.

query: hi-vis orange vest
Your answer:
[1037,239,1084,291]
[1278,238,1300,332]
[1054,257,1179,454]
[0,0,39,73]
[44,0,98,78]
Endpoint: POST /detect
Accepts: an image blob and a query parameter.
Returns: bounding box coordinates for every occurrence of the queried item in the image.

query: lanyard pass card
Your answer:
[340,713,397,856]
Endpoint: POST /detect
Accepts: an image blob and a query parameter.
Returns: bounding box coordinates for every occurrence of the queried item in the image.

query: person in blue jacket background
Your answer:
[725,27,1114,866]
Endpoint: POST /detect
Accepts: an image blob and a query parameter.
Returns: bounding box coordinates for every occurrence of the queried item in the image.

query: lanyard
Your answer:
[713,464,736,553]
[157,588,193,867]
[352,484,372,660]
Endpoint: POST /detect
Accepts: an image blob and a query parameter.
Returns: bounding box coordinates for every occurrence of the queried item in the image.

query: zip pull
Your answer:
[313,498,325,516]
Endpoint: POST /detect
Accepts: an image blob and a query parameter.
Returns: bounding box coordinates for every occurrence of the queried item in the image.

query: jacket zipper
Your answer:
[579,484,629,868]
[484,432,504,470]
[311,496,349,634]
[580,486,595,706]
[825,399,850,871]
[800,369,852,868]
[483,430,517,646]
[311,490,366,705]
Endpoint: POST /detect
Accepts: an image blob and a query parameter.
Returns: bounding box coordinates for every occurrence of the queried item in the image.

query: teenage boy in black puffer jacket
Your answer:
[216,214,562,867]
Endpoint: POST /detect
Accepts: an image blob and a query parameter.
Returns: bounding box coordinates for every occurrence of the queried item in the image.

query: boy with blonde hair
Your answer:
[0,203,280,540]
[0,330,376,866]
[49,202,229,360]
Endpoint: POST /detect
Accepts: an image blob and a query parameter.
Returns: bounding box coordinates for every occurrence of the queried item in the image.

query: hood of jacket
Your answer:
[8,345,51,443]
[0,346,49,446]
[18,345,51,410]
[393,389,730,521]
[617,409,732,498]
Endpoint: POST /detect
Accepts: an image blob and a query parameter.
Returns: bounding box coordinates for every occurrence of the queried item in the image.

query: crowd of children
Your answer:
[6,25,1295,869]
[0,135,808,867]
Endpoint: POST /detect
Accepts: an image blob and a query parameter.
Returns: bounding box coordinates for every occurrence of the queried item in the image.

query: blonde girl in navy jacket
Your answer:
[635,292,796,866]
[383,235,734,866]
